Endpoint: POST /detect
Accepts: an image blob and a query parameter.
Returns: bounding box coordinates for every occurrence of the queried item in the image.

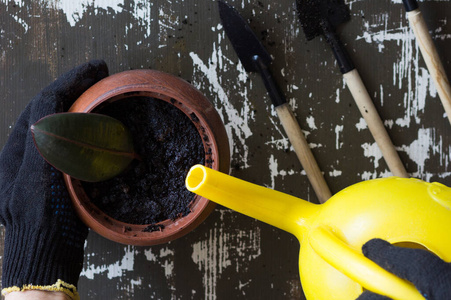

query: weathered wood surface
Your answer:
[1,0,451,299]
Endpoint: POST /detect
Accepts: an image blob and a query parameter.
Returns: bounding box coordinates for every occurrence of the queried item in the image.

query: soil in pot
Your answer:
[81,96,205,228]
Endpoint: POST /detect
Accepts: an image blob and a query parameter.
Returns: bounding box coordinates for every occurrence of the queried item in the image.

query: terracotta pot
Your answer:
[64,69,230,246]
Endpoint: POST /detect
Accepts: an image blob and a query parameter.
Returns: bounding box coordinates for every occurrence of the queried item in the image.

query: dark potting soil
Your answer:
[81,96,205,226]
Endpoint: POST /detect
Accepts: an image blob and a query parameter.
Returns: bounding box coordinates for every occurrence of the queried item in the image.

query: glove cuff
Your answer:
[1,225,85,300]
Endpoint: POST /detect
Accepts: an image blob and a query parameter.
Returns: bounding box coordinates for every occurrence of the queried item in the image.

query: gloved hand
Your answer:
[357,238,451,300]
[0,60,108,299]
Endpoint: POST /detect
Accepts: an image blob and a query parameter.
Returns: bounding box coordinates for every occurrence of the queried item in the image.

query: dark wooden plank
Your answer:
[1,0,451,299]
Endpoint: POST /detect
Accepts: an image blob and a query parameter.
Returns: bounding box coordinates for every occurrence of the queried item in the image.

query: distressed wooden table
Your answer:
[1,0,451,299]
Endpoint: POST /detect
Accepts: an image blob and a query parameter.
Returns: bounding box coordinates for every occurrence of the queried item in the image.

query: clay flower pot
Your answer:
[64,69,230,246]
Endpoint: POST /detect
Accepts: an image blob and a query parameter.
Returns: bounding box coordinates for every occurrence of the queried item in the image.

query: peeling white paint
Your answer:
[361,169,392,181]
[189,30,254,168]
[191,214,261,300]
[265,136,290,151]
[144,247,175,277]
[82,246,135,280]
[11,14,29,33]
[55,0,125,26]
[356,117,367,132]
[335,88,341,103]
[335,125,344,149]
[361,142,384,170]
[158,6,178,48]
[329,169,343,177]
[49,0,152,39]
[268,154,296,189]
[306,115,317,130]
[405,128,433,177]
[354,3,450,177]
[357,16,427,129]
[269,154,279,189]
[399,127,448,181]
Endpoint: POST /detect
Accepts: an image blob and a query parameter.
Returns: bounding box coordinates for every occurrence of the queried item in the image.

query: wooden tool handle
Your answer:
[275,103,332,203]
[343,69,409,178]
[407,9,451,126]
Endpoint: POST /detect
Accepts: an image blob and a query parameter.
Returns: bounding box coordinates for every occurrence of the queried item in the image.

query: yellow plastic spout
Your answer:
[186,164,319,236]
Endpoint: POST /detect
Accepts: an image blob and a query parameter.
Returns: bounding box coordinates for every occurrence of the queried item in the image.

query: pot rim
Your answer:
[64,69,230,246]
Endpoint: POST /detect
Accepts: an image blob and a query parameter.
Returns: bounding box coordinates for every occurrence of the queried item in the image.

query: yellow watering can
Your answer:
[186,164,451,300]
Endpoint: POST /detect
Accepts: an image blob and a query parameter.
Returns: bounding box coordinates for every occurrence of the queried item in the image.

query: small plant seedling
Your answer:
[31,112,138,182]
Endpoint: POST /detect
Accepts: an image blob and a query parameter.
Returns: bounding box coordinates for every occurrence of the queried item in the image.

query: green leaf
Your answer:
[31,112,136,182]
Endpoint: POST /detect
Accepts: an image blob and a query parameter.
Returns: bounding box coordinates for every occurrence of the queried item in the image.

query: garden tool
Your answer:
[402,0,451,126]
[218,0,332,203]
[186,164,451,299]
[296,0,409,178]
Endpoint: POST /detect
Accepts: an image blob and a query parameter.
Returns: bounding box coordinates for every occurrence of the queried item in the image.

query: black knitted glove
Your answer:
[0,60,108,299]
[356,239,451,300]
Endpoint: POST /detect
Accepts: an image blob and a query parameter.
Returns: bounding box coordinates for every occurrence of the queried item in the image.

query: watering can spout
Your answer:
[186,164,319,235]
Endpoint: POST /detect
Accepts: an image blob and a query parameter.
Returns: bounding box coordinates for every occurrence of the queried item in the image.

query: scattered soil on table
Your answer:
[81,96,205,226]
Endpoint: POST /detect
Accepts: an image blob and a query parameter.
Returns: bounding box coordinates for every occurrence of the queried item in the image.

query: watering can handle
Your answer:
[308,226,425,300]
